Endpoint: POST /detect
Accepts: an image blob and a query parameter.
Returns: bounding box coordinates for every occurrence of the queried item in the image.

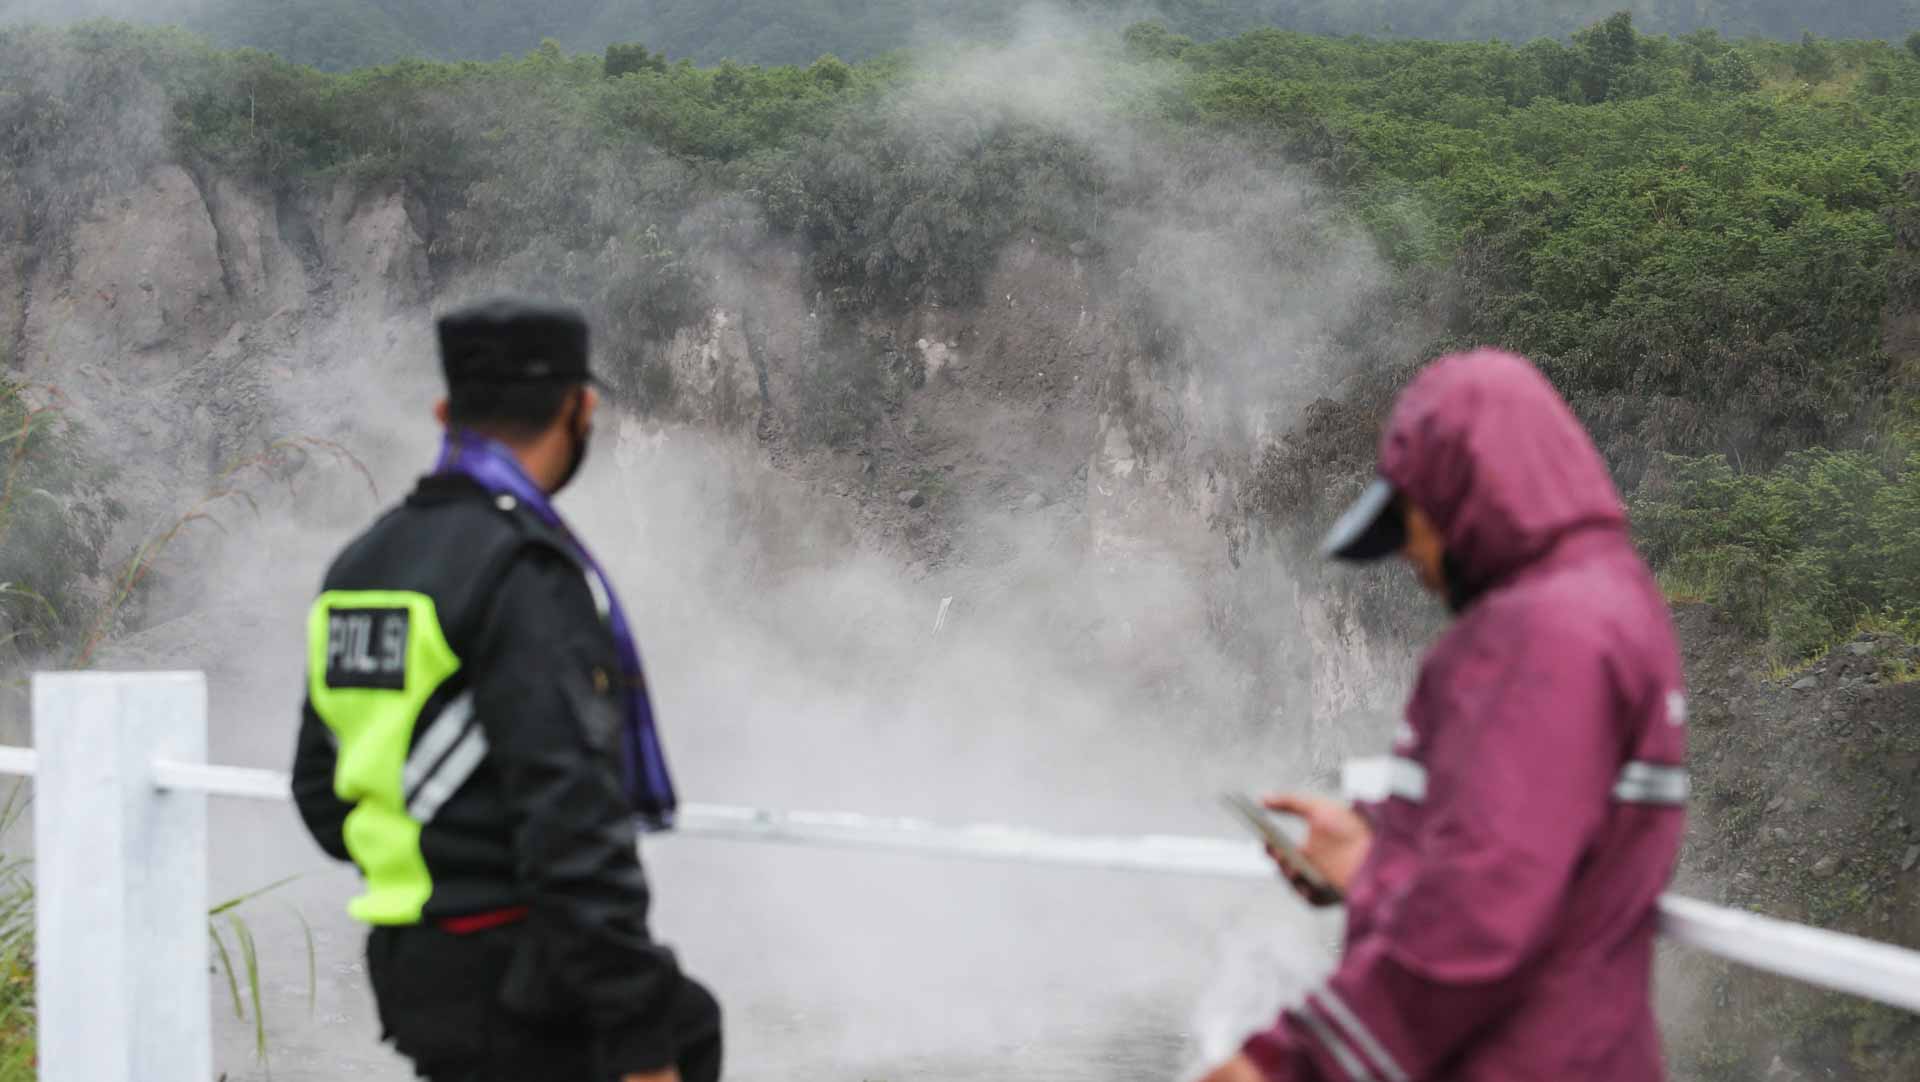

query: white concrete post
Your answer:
[32,672,210,1082]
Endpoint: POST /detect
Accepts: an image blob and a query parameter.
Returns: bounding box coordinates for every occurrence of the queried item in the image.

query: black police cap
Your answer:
[437,298,603,388]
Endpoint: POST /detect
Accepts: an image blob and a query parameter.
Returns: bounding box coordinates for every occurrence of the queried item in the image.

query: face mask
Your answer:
[551,393,592,495]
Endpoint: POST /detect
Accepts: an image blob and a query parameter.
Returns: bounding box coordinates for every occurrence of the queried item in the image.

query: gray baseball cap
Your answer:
[1319,478,1406,562]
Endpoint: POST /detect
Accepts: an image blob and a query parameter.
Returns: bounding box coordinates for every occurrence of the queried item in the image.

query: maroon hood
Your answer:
[1378,349,1626,591]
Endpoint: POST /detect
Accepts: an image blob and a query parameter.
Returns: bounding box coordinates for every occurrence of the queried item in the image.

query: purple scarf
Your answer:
[435,429,677,831]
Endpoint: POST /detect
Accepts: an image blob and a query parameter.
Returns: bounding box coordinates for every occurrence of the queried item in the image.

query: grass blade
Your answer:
[210,921,244,1021]
[209,874,299,916]
[288,904,317,1014]
[230,914,267,1064]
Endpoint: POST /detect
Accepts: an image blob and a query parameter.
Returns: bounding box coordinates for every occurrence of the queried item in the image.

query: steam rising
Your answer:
[8,9,1413,1080]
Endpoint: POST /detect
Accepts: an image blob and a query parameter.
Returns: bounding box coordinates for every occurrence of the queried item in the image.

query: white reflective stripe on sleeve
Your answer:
[1296,997,1380,1082]
[584,566,612,623]
[1342,758,1683,806]
[401,691,475,796]
[407,725,489,824]
[1341,756,1428,805]
[1315,988,1411,1082]
[1614,761,1688,805]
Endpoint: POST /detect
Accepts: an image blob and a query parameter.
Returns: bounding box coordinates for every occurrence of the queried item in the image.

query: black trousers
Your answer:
[367,924,722,1082]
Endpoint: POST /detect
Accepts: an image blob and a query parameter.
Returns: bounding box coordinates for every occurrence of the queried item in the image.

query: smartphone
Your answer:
[1222,793,1344,907]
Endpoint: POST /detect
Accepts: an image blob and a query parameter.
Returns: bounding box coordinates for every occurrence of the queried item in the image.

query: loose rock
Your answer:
[1903,845,1920,873]
[1790,675,1820,691]
[897,489,926,509]
[1810,855,1840,878]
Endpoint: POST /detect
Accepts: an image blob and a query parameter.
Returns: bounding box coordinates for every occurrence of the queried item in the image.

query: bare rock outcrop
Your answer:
[318,183,432,317]
[23,163,228,379]
[661,309,759,428]
[203,175,310,315]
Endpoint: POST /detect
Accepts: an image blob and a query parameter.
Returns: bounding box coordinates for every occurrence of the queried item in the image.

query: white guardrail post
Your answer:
[31,672,211,1082]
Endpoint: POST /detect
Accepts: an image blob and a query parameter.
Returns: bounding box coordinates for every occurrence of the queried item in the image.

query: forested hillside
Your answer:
[4,14,1916,665]
[3,0,1919,69]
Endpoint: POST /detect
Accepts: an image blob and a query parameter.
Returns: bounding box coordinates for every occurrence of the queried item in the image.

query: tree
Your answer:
[1122,21,1194,61]
[1908,30,1920,64]
[1688,47,1715,87]
[1570,11,1639,102]
[711,59,746,99]
[1792,31,1835,82]
[605,42,666,78]
[1710,50,1762,91]
[809,54,851,89]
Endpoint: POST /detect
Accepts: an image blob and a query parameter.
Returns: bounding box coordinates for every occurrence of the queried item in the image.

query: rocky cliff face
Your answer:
[1,163,453,662]
[5,155,1407,764]
[645,229,1411,766]
[12,163,432,487]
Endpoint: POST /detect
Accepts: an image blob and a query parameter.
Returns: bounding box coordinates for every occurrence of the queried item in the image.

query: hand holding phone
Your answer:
[1222,792,1345,907]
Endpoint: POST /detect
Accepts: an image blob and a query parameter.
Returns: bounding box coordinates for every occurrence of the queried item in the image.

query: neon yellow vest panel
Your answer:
[306,590,462,925]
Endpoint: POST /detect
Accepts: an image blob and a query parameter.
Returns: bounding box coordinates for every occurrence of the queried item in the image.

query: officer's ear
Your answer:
[433,398,451,428]
[575,386,599,429]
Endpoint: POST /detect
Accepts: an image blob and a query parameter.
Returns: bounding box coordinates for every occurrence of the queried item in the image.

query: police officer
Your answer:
[291,298,721,1082]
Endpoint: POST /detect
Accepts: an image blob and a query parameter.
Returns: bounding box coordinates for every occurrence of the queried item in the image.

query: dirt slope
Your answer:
[1665,604,1920,1081]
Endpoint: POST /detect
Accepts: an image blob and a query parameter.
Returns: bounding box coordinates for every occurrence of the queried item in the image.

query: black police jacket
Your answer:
[291,473,690,1073]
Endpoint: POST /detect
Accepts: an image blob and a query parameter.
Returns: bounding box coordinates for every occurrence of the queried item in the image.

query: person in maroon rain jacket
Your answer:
[1201,348,1689,1082]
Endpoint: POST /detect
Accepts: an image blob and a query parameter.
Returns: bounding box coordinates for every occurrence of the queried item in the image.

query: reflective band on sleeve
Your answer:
[407,724,489,824]
[1341,756,1428,805]
[1339,757,1684,810]
[401,692,475,796]
[1614,761,1689,805]
[1297,998,1380,1082]
[1315,989,1410,1082]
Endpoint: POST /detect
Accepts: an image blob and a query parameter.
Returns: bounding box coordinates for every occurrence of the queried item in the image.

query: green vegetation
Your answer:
[0,791,29,1082]
[0,380,370,668]
[1634,444,1920,660]
[0,831,312,1073]
[0,383,118,660]
[1177,20,1918,474]
[0,385,336,1064]
[4,13,1918,647]
[16,0,1920,70]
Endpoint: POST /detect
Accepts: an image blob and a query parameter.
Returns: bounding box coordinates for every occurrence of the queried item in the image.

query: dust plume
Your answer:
[2,8,1420,1080]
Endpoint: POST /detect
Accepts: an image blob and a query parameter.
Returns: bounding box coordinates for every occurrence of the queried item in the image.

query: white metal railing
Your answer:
[9,672,1920,1081]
